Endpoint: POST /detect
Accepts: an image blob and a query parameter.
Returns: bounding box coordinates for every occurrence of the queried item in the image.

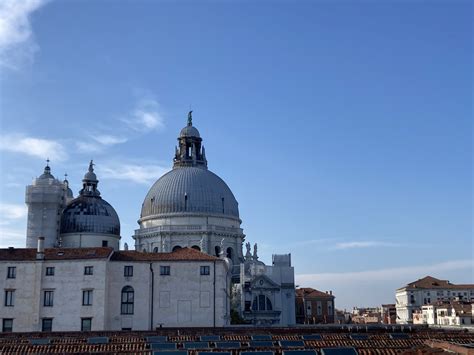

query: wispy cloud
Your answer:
[0,0,49,69]
[0,203,27,248]
[0,134,67,161]
[296,259,474,284]
[123,97,165,132]
[92,135,128,146]
[333,241,402,250]
[75,135,128,153]
[75,94,163,154]
[0,203,27,220]
[100,162,169,185]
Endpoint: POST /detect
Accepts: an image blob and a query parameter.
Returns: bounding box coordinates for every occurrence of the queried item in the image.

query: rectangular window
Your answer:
[200,266,210,275]
[2,319,13,332]
[44,290,54,307]
[102,240,108,247]
[45,267,55,276]
[124,266,133,277]
[4,290,14,307]
[82,290,93,306]
[317,301,322,315]
[81,318,92,332]
[7,267,16,279]
[327,301,333,316]
[160,266,170,275]
[84,266,93,275]
[42,318,52,332]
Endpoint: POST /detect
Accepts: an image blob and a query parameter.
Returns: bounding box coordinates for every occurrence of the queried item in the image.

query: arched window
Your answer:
[172,246,182,252]
[142,249,147,253]
[121,286,134,314]
[153,247,159,253]
[226,247,233,260]
[191,245,201,251]
[252,295,272,311]
[215,246,221,257]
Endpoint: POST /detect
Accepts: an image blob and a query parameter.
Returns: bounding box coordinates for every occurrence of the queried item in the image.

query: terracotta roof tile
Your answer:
[111,247,220,262]
[0,247,113,261]
[401,276,474,290]
[296,287,334,298]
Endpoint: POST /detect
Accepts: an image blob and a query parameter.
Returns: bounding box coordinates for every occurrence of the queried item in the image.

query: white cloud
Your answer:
[0,226,24,248]
[75,135,127,154]
[100,163,169,185]
[92,135,128,146]
[123,98,165,132]
[333,241,402,250]
[0,0,49,69]
[0,203,27,248]
[0,134,67,161]
[0,203,27,220]
[296,259,474,284]
[75,141,102,154]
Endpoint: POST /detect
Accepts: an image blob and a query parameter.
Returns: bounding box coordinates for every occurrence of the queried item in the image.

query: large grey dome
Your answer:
[60,195,120,236]
[141,167,239,220]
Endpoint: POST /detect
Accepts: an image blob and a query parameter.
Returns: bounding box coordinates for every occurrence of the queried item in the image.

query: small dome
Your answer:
[180,125,200,138]
[39,165,54,179]
[60,195,120,236]
[141,166,239,220]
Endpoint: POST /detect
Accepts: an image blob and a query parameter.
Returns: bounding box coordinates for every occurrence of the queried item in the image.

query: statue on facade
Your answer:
[188,110,193,126]
[245,242,252,260]
[253,243,258,260]
[124,243,129,251]
[199,236,205,252]
[219,238,225,256]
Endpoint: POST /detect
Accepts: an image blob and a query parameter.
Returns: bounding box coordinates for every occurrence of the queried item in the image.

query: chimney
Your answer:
[36,237,45,260]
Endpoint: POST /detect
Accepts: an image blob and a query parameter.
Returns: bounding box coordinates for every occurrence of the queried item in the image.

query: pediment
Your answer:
[250,275,280,289]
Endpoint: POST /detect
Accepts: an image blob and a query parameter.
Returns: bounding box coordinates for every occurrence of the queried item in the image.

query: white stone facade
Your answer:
[232,251,296,326]
[0,247,230,332]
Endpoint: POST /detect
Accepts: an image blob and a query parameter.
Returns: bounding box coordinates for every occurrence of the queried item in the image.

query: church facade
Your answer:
[0,113,295,331]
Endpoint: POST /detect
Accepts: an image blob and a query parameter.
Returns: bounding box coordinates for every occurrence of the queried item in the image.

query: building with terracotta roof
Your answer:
[0,246,230,331]
[295,287,335,324]
[395,276,474,324]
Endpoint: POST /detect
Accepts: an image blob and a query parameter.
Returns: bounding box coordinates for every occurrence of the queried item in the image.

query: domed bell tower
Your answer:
[25,160,73,248]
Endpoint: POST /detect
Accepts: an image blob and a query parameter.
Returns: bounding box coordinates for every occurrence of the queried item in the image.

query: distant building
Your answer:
[381,304,397,324]
[436,302,472,326]
[351,307,381,324]
[395,276,474,324]
[421,305,437,325]
[232,253,295,325]
[295,288,335,324]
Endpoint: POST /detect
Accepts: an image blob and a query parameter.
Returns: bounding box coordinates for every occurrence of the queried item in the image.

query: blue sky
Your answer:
[0,0,472,309]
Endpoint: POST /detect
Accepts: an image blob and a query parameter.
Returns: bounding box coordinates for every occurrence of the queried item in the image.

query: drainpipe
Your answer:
[149,263,154,330]
[213,260,216,328]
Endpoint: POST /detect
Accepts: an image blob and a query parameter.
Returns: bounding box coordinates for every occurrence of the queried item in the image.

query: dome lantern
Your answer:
[174,111,207,169]
[80,160,100,196]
